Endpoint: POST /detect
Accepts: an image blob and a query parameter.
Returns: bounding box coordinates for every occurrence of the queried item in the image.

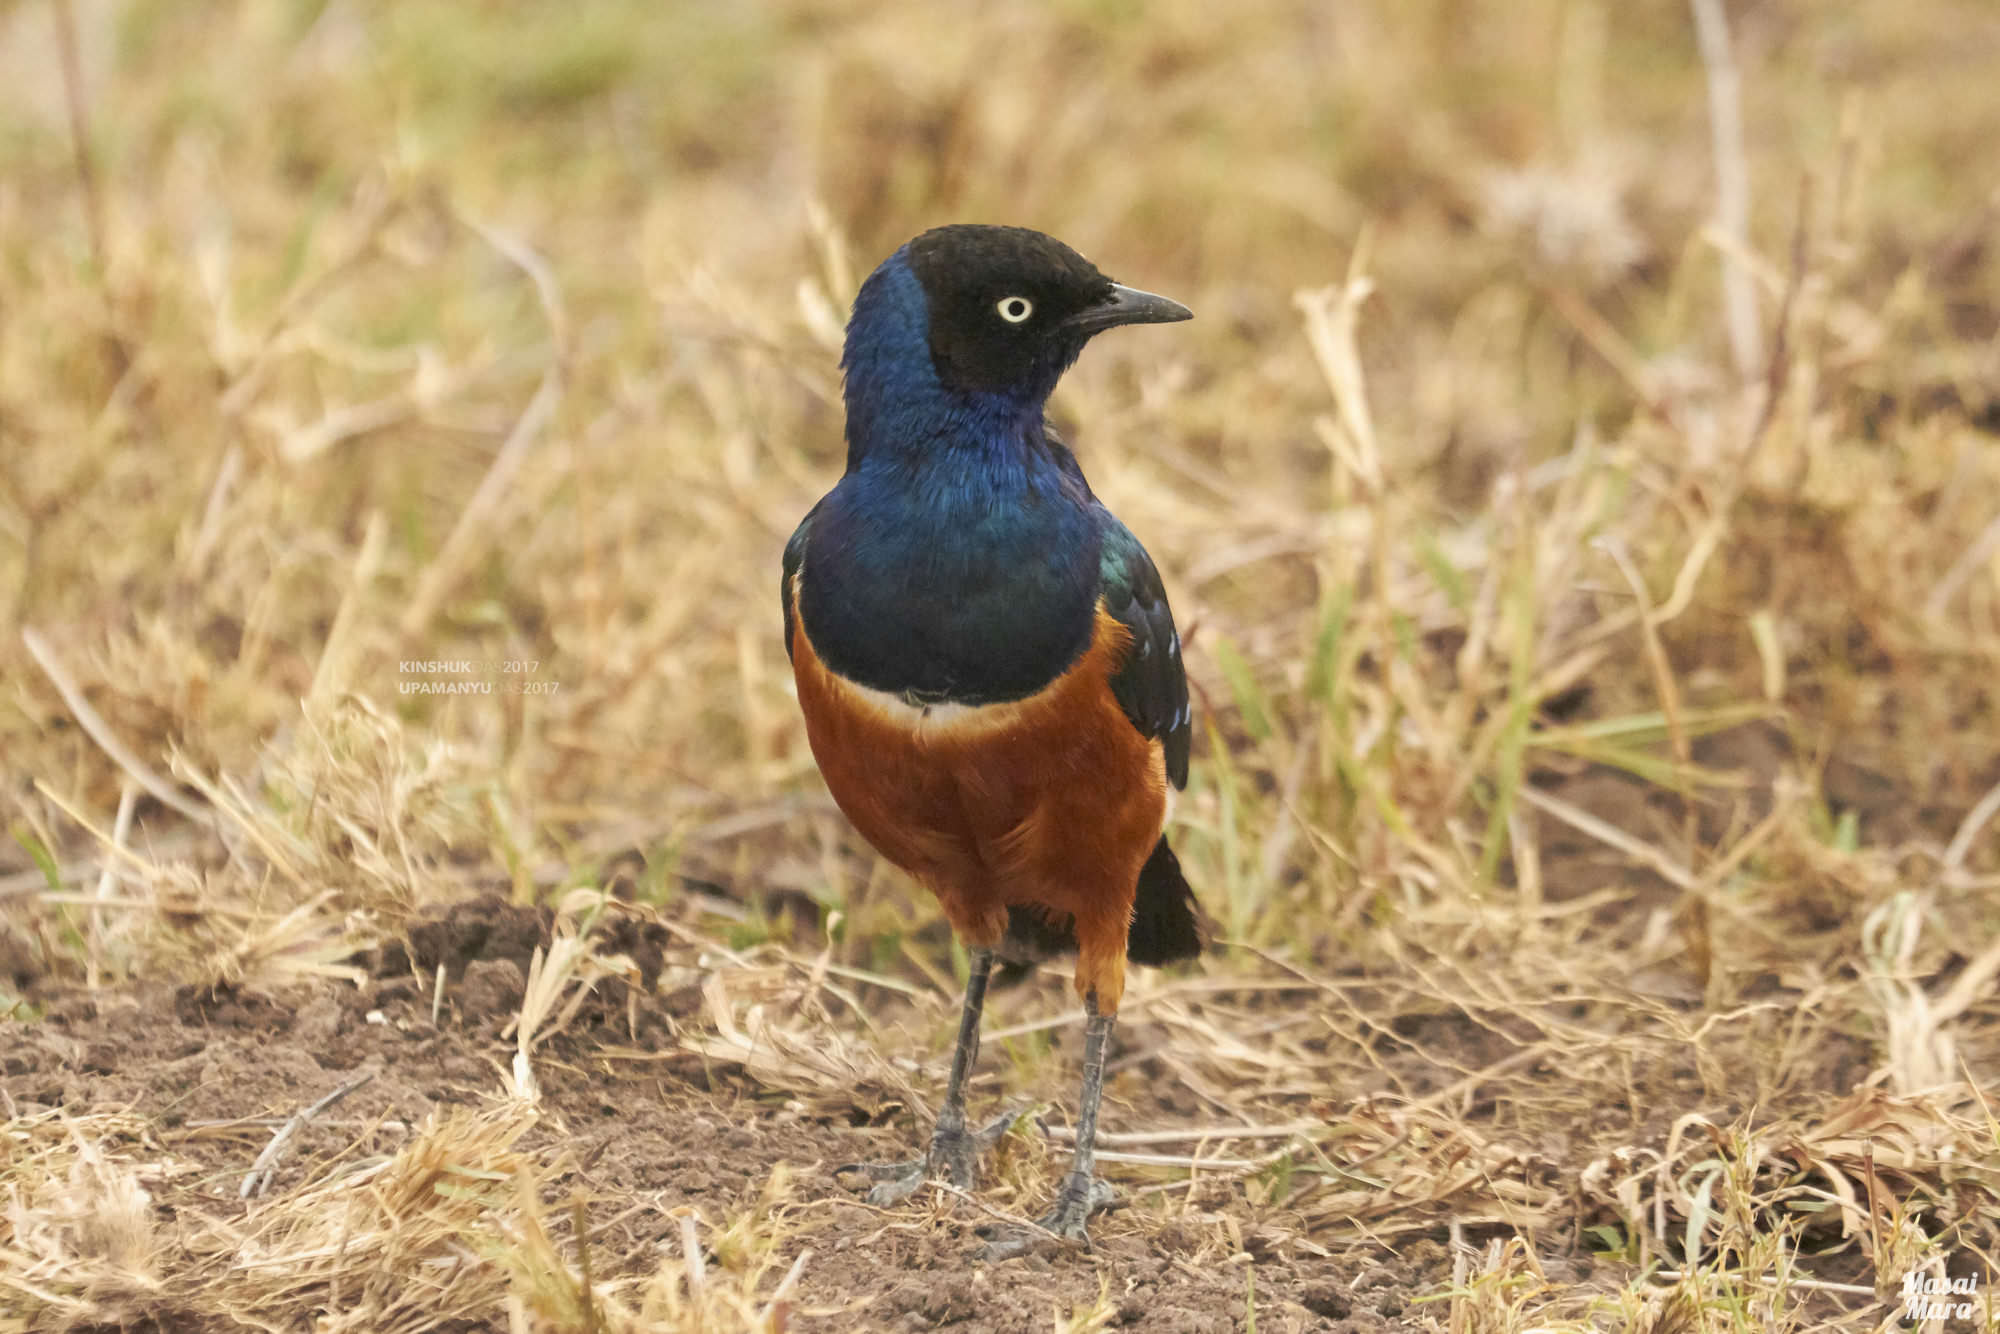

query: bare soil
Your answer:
[7,893,1456,1333]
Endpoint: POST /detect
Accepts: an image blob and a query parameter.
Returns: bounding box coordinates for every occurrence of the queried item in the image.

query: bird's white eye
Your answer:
[996,296,1034,323]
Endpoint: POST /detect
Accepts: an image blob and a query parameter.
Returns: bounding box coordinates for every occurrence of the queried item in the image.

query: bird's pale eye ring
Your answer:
[996,296,1034,324]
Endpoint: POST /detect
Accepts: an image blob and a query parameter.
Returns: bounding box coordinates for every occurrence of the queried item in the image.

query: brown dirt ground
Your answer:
[6,894,1456,1333]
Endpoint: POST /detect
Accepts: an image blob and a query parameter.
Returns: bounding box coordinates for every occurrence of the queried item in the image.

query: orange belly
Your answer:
[791,601,1166,1012]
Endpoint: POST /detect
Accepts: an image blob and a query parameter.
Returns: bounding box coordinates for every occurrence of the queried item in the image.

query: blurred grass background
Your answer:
[2,0,1998,1329]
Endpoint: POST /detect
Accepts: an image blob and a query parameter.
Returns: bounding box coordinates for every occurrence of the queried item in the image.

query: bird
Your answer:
[781,224,1202,1251]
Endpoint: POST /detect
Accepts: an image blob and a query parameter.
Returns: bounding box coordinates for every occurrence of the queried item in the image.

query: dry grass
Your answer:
[3,0,1999,1330]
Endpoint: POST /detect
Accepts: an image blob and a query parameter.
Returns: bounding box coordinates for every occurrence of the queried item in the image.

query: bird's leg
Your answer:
[1036,993,1118,1236]
[982,992,1118,1258]
[835,948,1020,1206]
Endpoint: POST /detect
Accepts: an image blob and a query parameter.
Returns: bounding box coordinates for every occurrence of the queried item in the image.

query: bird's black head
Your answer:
[839,224,1190,463]
[898,224,1190,396]
[904,227,1184,394]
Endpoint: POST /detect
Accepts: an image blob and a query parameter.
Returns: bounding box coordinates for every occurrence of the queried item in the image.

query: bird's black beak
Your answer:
[1064,283,1193,337]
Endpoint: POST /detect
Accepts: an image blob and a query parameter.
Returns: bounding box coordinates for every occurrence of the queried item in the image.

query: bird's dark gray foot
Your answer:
[983,995,1121,1260]
[978,1171,1116,1259]
[1038,1171,1117,1237]
[836,1106,1022,1207]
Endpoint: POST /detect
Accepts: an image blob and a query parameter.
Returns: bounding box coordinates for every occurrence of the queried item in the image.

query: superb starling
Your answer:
[783,224,1201,1250]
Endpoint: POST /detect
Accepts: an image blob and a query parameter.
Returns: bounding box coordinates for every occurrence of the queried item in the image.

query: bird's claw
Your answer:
[835,1106,1025,1206]
[1041,1173,1118,1237]
[978,1172,1116,1260]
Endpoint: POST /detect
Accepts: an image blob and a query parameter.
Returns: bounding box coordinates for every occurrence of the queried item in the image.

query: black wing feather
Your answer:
[1099,520,1191,788]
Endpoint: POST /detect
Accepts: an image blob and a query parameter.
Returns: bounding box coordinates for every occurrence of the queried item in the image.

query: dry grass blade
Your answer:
[1688,0,1762,379]
[1294,240,1384,496]
[20,628,209,824]
[508,892,638,1103]
[240,1071,379,1199]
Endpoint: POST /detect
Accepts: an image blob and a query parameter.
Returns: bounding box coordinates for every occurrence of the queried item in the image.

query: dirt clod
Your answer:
[1299,1280,1353,1318]
[456,957,526,1019]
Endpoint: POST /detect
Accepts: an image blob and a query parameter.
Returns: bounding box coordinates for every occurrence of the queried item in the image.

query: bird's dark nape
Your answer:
[1125,836,1204,966]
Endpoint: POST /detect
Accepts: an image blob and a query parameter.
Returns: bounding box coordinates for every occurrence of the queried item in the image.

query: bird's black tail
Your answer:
[1125,836,1204,966]
[997,836,1204,980]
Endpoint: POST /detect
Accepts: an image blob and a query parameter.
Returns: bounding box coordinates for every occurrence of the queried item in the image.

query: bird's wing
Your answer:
[781,510,813,663]
[1099,519,1191,789]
